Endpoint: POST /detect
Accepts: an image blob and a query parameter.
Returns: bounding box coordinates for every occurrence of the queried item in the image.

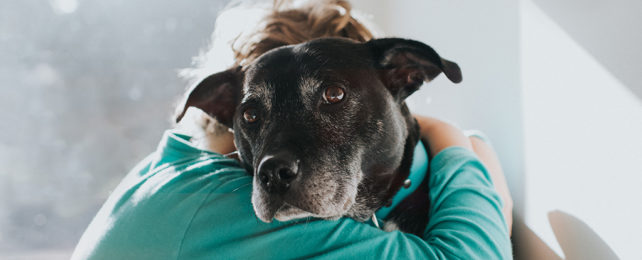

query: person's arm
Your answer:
[415,114,513,234]
[177,122,512,258]
[172,144,511,259]
[72,128,512,259]
[470,136,513,234]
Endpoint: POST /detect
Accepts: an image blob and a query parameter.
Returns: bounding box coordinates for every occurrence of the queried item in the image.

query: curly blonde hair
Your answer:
[232,0,373,65]
[178,0,376,137]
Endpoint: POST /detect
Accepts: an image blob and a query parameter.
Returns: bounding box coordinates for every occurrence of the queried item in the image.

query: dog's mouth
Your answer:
[273,199,354,222]
[251,185,356,223]
[255,198,355,223]
[274,203,323,222]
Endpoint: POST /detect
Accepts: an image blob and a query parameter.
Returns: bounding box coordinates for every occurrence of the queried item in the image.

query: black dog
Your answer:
[176,37,461,235]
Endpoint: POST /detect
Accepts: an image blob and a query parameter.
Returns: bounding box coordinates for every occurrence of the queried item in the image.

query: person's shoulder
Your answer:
[134,129,250,198]
[72,131,251,259]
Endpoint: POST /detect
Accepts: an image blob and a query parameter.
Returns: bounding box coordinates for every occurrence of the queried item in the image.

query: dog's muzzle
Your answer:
[251,151,359,223]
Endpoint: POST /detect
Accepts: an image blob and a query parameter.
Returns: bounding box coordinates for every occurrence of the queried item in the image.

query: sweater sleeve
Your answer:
[178,146,512,259]
[422,146,512,258]
[71,141,511,259]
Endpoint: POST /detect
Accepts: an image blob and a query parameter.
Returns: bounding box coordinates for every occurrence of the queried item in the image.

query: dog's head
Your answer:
[176,38,461,222]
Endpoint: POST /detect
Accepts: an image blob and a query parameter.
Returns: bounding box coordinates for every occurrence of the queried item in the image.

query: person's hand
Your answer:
[414,114,513,234]
[414,115,473,155]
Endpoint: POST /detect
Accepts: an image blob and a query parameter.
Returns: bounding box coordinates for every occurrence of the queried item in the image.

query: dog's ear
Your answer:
[366,38,462,100]
[175,66,243,127]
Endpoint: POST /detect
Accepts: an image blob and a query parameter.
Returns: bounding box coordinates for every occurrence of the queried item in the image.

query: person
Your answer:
[72,0,513,259]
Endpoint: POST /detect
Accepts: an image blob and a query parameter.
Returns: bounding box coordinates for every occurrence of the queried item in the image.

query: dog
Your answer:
[175,37,461,235]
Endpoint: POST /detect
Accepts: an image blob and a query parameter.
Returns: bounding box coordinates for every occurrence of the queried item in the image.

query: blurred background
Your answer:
[1,0,640,259]
[1,0,227,258]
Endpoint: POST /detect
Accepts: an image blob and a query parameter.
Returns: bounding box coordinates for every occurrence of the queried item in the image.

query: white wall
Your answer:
[521,0,642,258]
[531,0,642,99]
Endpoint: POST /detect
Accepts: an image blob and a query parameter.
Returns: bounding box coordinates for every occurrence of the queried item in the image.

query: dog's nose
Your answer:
[257,154,300,194]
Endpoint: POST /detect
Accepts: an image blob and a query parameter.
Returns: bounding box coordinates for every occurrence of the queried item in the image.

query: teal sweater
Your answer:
[72,130,512,259]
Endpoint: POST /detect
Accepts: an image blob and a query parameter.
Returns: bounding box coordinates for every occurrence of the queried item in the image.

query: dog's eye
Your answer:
[323,86,345,104]
[243,108,259,123]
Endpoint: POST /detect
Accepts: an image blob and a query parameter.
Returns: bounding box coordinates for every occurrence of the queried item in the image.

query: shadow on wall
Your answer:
[530,0,642,101]
[513,210,619,260]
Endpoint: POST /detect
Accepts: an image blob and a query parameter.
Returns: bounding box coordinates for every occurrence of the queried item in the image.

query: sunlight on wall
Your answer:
[48,0,78,15]
[522,0,642,259]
